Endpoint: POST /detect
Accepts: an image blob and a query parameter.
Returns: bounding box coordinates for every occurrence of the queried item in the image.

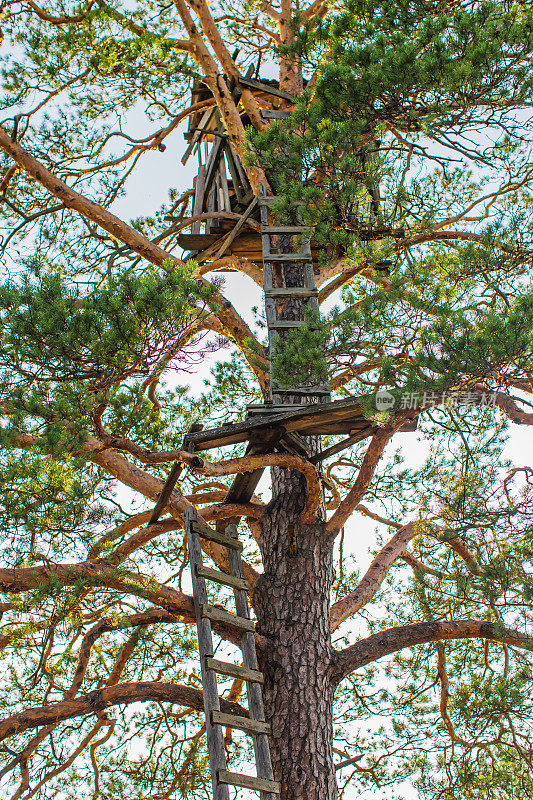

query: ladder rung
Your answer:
[206,657,264,683]
[261,226,310,233]
[272,387,331,395]
[258,196,304,206]
[196,565,248,591]
[191,520,243,551]
[201,604,255,632]
[246,403,307,413]
[218,770,280,793]
[211,711,271,736]
[264,253,311,262]
[260,109,292,119]
[265,288,317,297]
[269,321,320,329]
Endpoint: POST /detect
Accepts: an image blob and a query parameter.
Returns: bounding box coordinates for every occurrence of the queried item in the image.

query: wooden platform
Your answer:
[183,395,416,454]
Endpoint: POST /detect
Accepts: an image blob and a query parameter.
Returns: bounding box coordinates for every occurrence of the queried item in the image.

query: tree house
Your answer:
[173,77,403,264]
[164,76,416,512]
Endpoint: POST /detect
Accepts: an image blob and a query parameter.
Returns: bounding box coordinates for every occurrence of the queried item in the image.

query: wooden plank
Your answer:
[223,428,283,508]
[273,386,332,394]
[265,288,317,297]
[261,226,309,233]
[218,770,280,793]
[192,520,244,551]
[203,134,226,200]
[226,140,250,191]
[280,430,310,458]
[177,233,220,250]
[211,711,271,736]
[239,75,295,102]
[206,657,263,683]
[269,320,318,329]
[196,565,249,591]
[246,403,307,413]
[224,468,265,506]
[182,106,216,165]
[149,462,182,523]
[223,143,246,201]
[191,165,206,234]
[201,604,256,632]
[264,253,312,262]
[218,162,231,211]
[260,108,292,119]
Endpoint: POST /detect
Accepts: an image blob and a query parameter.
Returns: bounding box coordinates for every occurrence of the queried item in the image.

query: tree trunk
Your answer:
[254,467,337,800]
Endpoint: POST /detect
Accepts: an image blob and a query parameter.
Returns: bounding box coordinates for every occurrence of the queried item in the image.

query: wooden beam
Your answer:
[238,76,295,102]
[309,430,369,464]
[149,462,182,523]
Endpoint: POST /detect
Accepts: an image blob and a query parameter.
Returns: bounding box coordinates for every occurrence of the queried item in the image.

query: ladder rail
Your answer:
[225,524,277,800]
[185,507,230,800]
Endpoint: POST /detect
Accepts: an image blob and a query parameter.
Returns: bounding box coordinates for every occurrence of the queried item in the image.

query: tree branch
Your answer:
[332,620,533,684]
[0,681,247,741]
[326,428,393,535]
[330,522,417,631]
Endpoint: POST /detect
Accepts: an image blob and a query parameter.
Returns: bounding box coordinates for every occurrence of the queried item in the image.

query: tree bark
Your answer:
[254,467,337,800]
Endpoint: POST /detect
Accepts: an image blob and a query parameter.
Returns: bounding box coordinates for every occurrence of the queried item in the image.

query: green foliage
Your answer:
[271,310,329,388]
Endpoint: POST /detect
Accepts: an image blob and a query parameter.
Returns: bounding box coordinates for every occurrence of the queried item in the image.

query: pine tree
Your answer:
[1,1,533,798]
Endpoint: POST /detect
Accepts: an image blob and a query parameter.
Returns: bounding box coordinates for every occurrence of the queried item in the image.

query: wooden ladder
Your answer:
[259,192,331,402]
[184,507,280,799]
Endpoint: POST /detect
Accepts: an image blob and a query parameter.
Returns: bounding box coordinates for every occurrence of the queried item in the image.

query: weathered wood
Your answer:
[309,430,370,464]
[218,770,281,794]
[149,462,182,523]
[177,233,220,250]
[265,287,317,297]
[201,604,256,632]
[191,520,244,551]
[182,106,216,165]
[273,385,331,394]
[261,226,310,233]
[206,657,264,683]
[218,162,231,211]
[191,165,206,234]
[280,430,310,458]
[223,143,246,202]
[260,108,292,119]
[203,133,226,201]
[211,711,271,736]
[196,564,249,591]
[264,253,312,262]
[227,140,250,190]
[239,75,295,101]
[269,320,319,329]
[183,395,376,450]
[224,525,277,797]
